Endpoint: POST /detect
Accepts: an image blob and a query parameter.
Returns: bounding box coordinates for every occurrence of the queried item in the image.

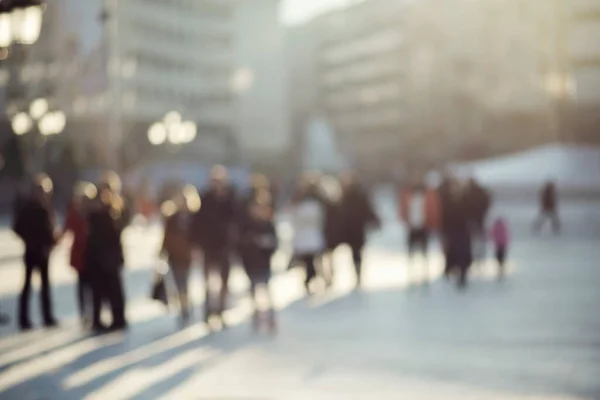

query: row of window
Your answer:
[321,56,405,87]
[332,107,404,131]
[134,85,232,109]
[130,52,231,79]
[134,0,233,20]
[325,82,404,109]
[130,19,232,48]
[321,28,404,65]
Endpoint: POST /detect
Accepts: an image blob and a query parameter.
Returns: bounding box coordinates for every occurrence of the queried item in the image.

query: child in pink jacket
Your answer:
[490,217,510,276]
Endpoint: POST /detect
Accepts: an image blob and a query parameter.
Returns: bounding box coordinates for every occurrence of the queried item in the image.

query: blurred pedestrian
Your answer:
[534,180,560,235]
[290,175,326,293]
[338,172,379,288]
[465,177,492,264]
[160,185,200,324]
[86,171,130,332]
[490,216,510,278]
[62,182,96,325]
[12,174,59,330]
[398,172,439,282]
[239,190,278,333]
[191,165,237,326]
[442,178,474,288]
[320,175,343,287]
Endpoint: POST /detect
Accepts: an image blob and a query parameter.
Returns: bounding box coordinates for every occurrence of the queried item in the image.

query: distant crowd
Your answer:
[0,166,560,332]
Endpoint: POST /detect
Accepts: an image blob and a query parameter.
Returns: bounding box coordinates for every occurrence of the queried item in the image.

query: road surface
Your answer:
[0,198,599,399]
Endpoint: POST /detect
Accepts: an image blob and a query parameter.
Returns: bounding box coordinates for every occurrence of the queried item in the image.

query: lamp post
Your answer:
[10,98,66,173]
[0,0,45,50]
[148,111,197,148]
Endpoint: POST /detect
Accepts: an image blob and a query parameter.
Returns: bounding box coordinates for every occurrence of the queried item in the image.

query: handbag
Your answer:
[150,261,170,306]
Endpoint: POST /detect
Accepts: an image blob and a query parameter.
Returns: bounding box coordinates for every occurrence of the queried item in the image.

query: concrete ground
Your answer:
[0,197,599,399]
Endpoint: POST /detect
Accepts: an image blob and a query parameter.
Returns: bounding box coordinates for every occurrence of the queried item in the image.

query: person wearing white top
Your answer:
[290,185,326,292]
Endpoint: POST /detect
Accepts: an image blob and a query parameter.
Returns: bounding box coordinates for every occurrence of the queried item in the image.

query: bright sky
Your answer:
[280,0,365,25]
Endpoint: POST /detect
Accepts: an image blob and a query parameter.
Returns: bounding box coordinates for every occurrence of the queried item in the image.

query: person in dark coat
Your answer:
[61,182,95,324]
[464,177,492,264]
[238,190,278,332]
[438,171,456,278]
[442,178,475,288]
[191,165,237,325]
[12,174,58,330]
[86,172,130,332]
[337,172,379,288]
[533,180,560,234]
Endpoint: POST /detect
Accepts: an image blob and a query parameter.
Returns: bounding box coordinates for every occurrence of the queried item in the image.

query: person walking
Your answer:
[398,173,440,282]
[338,172,379,288]
[86,172,130,332]
[290,176,326,294]
[12,174,59,330]
[534,180,560,235]
[239,190,278,333]
[62,182,95,325]
[160,186,200,324]
[191,165,237,326]
[490,216,510,278]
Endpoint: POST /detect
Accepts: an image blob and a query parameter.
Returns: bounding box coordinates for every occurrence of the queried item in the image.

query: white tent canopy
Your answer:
[453,144,600,191]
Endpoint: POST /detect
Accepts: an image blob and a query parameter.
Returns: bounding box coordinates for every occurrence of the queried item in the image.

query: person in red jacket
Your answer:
[62,182,96,325]
[398,173,440,282]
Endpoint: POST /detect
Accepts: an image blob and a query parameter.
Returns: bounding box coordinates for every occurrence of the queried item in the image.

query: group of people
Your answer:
[398,172,507,287]
[12,172,130,332]
[7,165,515,333]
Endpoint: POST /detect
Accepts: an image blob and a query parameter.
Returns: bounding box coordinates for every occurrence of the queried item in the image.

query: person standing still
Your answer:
[86,172,130,332]
[12,174,59,330]
[61,182,95,325]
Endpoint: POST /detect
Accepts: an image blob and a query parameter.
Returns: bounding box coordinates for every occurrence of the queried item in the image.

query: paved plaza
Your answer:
[0,198,599,399]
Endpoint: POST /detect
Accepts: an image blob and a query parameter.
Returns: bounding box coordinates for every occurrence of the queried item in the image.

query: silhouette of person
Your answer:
[534,180,560,234]
[338,172,379,288]
[12,174,59,330]
[191,165,237,326]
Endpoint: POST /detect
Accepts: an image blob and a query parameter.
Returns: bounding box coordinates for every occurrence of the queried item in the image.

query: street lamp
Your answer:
[0,0,45,48]
[148,111,197,147]
[11,111,32,135]
[10,99,65,136]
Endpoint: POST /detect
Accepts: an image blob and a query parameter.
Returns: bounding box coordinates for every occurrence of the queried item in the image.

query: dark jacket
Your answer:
[337,185,378,247]
[239,218,277,279]
[162,211,193,269]
[465,182,491,226]
[438,179,454,234]
[86,201,129,273]
[13,198,56,255]
[191,186,237,250]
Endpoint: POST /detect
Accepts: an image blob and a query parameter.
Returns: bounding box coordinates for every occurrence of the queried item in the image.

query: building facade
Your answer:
[310,0,410,176]
[3,0,292,170]
[567,0,600,144]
